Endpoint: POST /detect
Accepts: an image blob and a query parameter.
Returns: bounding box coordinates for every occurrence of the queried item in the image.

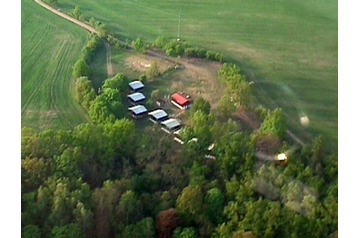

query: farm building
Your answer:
[129,80,144,92]
[128,105,148,118]
[171,93,191,110]
[148,109,169,123]
[161,118,181,134]
[127,92,146,105]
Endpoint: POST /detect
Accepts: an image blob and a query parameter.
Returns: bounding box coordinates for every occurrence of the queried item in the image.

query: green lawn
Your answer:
[21,0,90,131]
[57,0,337,145]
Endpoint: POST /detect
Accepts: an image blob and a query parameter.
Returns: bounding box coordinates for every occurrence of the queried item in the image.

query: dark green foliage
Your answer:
[190,97,211,116]
[72,58,92,79]
[121,217,155,238]
[75,76,96,111]
[204,188,225,224]
[102,73,130,92]
[259,108,287,140]
[22,225,41,238]
[132,37,147,53]
[173,227,198,238]
[152,36,170,49]
[50,223,83,238]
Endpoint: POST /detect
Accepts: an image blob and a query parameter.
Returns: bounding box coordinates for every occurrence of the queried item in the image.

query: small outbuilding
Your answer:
[148,109,169,123]
[128,92,146,105]
[128,105,148,118]
[171,93,191,110]
[129,80,144,92]
[161,118,181,134]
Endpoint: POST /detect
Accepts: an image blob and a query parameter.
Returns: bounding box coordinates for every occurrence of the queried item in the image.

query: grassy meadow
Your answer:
[21,0,90,131]
[58,0,338,144]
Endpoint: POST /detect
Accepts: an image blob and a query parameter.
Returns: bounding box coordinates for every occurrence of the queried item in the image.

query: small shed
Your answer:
[128,92,146,105]
[128,105,148,118]
[171,93,190,110]
[129,80,144,92]
[161,118,181,134]
[148,109,169,123]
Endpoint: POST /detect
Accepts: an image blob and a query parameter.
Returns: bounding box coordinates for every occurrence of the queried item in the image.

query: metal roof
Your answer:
[128,105,147,115]
[161,118,181,130]
[148,109,168,120]
[127,92,145,102]
[129,80,144,90]
[171,93,189,106]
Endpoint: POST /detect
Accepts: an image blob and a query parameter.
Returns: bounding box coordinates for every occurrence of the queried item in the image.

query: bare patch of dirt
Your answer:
[170,57,224,110]
[124,53,176,74]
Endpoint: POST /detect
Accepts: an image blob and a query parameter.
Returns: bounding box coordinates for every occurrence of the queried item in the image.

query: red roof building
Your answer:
[171,93,190,110]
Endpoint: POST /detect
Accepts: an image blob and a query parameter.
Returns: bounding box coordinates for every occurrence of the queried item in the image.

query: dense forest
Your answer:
[21,32,338,237]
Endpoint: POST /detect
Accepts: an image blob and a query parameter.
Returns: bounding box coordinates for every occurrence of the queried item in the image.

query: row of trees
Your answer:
[150,36,224,62]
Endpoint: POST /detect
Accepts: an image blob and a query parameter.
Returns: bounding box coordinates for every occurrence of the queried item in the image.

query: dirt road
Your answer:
[104,41,114,77]
[34,0,115,77]
[33,0,306,145]
[34,0,99,34]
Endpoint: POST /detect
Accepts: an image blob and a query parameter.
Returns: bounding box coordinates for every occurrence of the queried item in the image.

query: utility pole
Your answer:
[177,10,181,41]
[177,0,181,41]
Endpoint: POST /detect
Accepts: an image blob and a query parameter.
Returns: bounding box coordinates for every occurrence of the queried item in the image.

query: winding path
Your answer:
[104,41,113,77]
[34,0,114,78]
[33,0,306,145]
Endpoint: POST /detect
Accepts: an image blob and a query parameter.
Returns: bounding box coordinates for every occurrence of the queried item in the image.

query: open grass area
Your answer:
[21,0,90,131]
[57,0,338,145]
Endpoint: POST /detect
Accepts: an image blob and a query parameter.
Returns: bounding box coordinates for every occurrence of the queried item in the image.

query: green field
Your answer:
[21,0,90,131]
[58,0,338,144]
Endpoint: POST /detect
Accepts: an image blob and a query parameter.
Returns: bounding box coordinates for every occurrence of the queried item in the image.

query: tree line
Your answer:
[22,98,337,237]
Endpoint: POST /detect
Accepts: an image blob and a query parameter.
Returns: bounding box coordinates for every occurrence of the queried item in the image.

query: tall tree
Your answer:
[259,108,287,140]
[73,58,92,79]
[190,97,211,116]
[72,6,81,20]
[176,185,203,225]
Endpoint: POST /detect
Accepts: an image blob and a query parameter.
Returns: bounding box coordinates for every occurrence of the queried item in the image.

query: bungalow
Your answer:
[127,92,146,105]
[161,118,181,134]
[148,109,169,124]
[128,105,148,118]
[129,80,144,92]
[171,93,191,110]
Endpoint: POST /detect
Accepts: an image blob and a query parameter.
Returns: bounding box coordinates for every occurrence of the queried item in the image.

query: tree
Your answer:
[190,97,211,116]
[73,58,92,78]
[121,217,155,238]
[75,76,96,111]
[155,208,180,238]
[73,202,94,237]
[216,94,236,118]
[88,96,116,123]
[50,223,83,238]
[22,157,54,193]
[132,37,146,53]
[22,225,41,238]
[204,188,225,224]
[152,36,169,49]
[102,73,129,92]
[259,108,287,140]
[176,185,203,224]
[146,61,160,80]
[72,6,81,20]
[173,227,198,238]
[189,111,214,149]
[116,190,143,232]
